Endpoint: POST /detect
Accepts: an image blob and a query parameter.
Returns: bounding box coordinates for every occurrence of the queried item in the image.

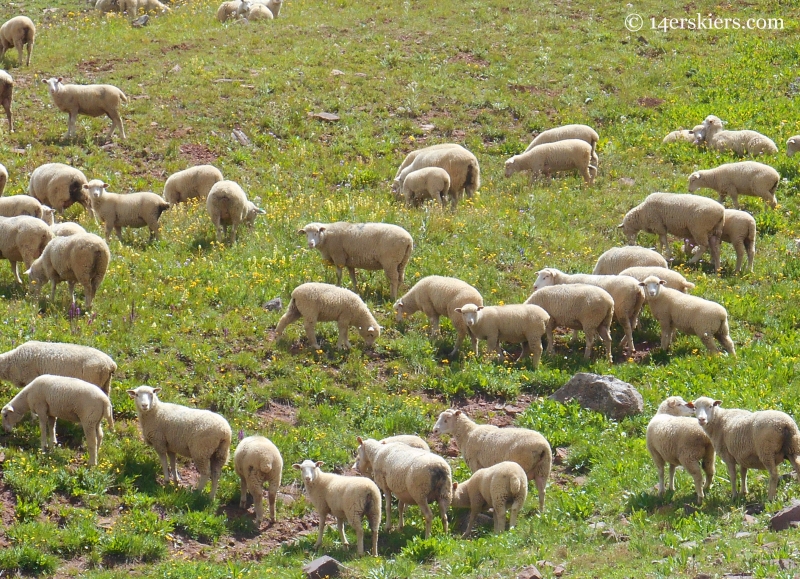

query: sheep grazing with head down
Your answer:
[684,208,756,274]
[592,246,668,275]
[505,139,596,185]
[0,16,35,67]
[84,180,170,242]
[163,165,223,206]
[696,115,778,155]
[451,461,528,537]
[524,123,600,167]
[0,70,13,132]
[393,143,461,194]
[787,136,800,157]
[206,180,265,244]
[43,77,127,139]
[392,145,480,206]
[401,167,451,209]
[28,163,91,217]
[688,161,780,209]
[0,215,53,284]
[235,435,283,525]
[51,222,87,237]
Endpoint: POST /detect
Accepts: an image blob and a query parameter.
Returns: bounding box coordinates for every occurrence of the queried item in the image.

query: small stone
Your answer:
[277,492,295,506]
[131,14,149,27]
[553,447,569,465]
[331,69,345,76]
[618,177,636,187]
[232,129,251,146]
[743,514,756,525]
[703,534,720,543]
[170,64,181,73]
[734,532,751,539]
[517,565,543,579]
[680,541,697,549]
[353,72,367,77]
[310,112,340,122]
[769,501,800,531]
[419,123,435,131]
[550,373,643,419]
[553,566,565,577]
[587,521,606,530]
[264,298,283,311]
[303,556,340,579]
[693,574,713,579]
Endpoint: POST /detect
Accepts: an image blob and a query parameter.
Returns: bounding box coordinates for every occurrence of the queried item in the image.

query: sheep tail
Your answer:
[509,475,522,497]
[464,160,480,197]
[156,202,170,218]
[769,176,779,196]
[118,90,129,104]
[429,464,451,500]
[783,424,800,462]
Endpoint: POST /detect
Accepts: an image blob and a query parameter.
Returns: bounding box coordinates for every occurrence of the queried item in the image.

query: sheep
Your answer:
[164,165,223,206]
[0,340,117,393]
[696,115,778,155]
[0,195,54,224]
[43,77,127,140]
[451,461,528,537]
[0,215,53,284]
[646,396,715,502]
[432,409,551,511]
[354,437,451,539]
[787,136,800,157]
[275,282,380,350]
[216,1,241,21]
[620,192,725,271]
[84,180,170,242]
[234,435,283,524]
[0,17,35,67]
[0,70,12,132]
[393,143,461,183]
[592,246,668,275]
[393,275,483,358]
[351,435,430,479]
[687,161,780,209]
[392,145,480,206]
[662,125,704,144]
[28,163,91,217]
[532,268,645,356]
[95,0,121,13]
[401,167,451,209]
[237,0,274,20]
[684,209,756,274]
[26,232,110,310]
[51,222,87,237]
[293,459,381,556]
[524,284,614,362]
[1,375,113,466]
[618,266,695,293]
[206,180,265,244]
[266,0,283,17]
[454,303,549,366]
[127,385,231,500]
[0,162,6,195]
[690,397,800,500]
[505,139,596,185]
[299,221,413,300]
[119,0,169,18]
[638,275,735,355]
[524,124,600,167]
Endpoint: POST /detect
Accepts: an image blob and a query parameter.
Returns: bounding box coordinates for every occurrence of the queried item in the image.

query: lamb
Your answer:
[0,70,12,132]
[354,437,451,539]
[392,145,480,206]
[524,124,600,167]
[1,375,113,466]
[592,246,668,275]
[646,396,715,502]
[618,266,695,293]
[684,209,756,274]
[84,180,170,241]
[0,195,54,224]
[0,162,6,195]
[216,1,241,21]
[432,409,551,511]
[43,77,127,139]
[696,115,778,155]
[275,282,380,350]
[119,0,169,18]
[0,215,53,284]
[0,16,35,67]
[620,192,725,271]
[299,221,413,300]
[293,459,381,556]
[0,340,117,393]
[454,303,549,367]
[393,143,461,183]
[638,275,735,355]
[393,275,483,358]
[524,284,614,362]
[51,222,87,237]
[234,435,283,524]
[451,461,528,537]
[26,232,110,310]
[28,163,91,217]
[787,136,800,157]
[401,167,451,209]
[163,165,223,206]
[236,0,274,20]
[533,268,645,356]
[206,180,265,244]
[505,139,596,185]
[95,0,121,13]
[690,397,800,500]
[662,125,704,144]
[351,435,430,478]
[688,161,779,209]
[127,385,232,500]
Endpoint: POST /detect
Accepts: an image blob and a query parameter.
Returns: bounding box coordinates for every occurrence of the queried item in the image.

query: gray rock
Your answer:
[770,501,800,531]
[517,565,543,579]
[550,373,643,419]
[303,556,340,579]
[131,14,149,27]
[264,298,283,311]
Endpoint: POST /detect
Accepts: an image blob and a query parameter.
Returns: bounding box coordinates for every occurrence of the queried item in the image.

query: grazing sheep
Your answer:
[1,375,113,466]
[0,195,54,223]
[95,0,121,13]
[275,282,380,350]
[697,115,778,155]
[28,163,91,217]
[684,209,756,274]
[163,165,223,206]
[393,143,461,183]
[690,397,800,500]
[638,275,735,355]
[401,167,451,209]
[206,180,265,244]
[84,180,170,241]
[393,275,483,358]
[26,232,110,310]
[452,461,528,537]
[0,215,53,284]
[0,17,35,67]
[688,161,780,209]
[299,221,413,300]
[51,222,87,237]
[646,396,715,502]
[662,125,704,144]
[119,0,169,17]
[351,435,430,478]
[0,70,12,132]
[354,438,451,539]
[127,385,231,500]
[454,303,549,366]
[216,0,241,21]
[0,162,6,195]
[237,0,274,19]
[235,435,283,524]
[620,192,725,271]
[0,340,117,393]
[505,139,596,185]
[393,145,480,205]
[787,136,800,157]
[524,284,614,362]
[43,77,127,139]
[618,266,695,293]
[525,123,599,161]
[293,459,381,556]
[432,409,551,511]
[592,246,668,275]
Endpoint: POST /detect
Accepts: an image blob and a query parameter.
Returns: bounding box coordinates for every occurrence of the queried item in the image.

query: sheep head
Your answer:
[454,303,482,328]
[533,268,557,291]
[687,171,702,192]
[23,259,47,295]
[504,157,517,178]
[43,77,64,95]
[687,397,722,427]
[393,299,406,322]
[292,459,324,486]
[656,396,694,417]
[638,275,666,299]
[299,223,325,249]
[1,404,23,432]
[358,324,380,348]
[432,409,463,436]
[83,180,109,200]
[127,385,162,413]
[244,201,265,226]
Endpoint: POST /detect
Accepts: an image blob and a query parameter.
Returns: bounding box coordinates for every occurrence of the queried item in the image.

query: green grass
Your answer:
[0,0,798,576]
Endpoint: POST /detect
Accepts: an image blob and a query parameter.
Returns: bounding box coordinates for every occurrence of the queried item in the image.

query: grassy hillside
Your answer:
[0,0,798,577]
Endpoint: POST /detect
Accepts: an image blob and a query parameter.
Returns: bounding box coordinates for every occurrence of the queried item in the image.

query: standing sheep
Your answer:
[401,167,451,209]
[0,215,53,284]
[618,266,695,293]
[216,0,241,21]
[0,162,7,195]
[684,209,756,274]
[84,180,170,241]
[51,222,87,237]
[119,0,169,18]
[43,77,127,140]
[351,435,430,478]
[787,136,800,157]
[451,461,528,537]
[592,246,668,275]
[393,145,480,204]
[0,16,35,67]
[697,115,778,155]
[206,180,265,244]
[95,0,121,13]
[163,165,223,206]
[505,139,596,185]
[0,70,12,132]
[0,195,54,223]
[393,143,461,183]
[28,163,91,217]
[688,161,780,209]
[525,123,598,153]
[235,435,283,524]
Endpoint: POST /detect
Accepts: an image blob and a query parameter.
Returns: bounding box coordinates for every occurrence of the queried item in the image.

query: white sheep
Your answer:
[119,0,169,18]
[524,124,599,167]
[1,375,113,466]
[216,0,241,21]
[28,163,91,217]
[43,77,127,139]
[787,136,800,157]
[0,340,117,393]
[0,70,12,132]
[690,397,800,500]
[451,461,528,537]
[401,167,451,209]
[127,385,232,500]
[265,0,282,17]
[0,16,35,67]
[684,208,756,274]
[524,284,614,362]
[163,165,223,206]
[237,0,274,20]
[646,396,715,502]
[354,438,451,539]
[26,232,110,310]
[351,435,430,478]
[84,180,170,241]
[206,180,265,244]
[234,435,283,524]
[95,0,121,13]
[393,143,461,183]
[505,139,596,185]
[393,275,483,358]
[688,161,779,209]
[0,215,53,284]
[696,115,778,155]
[0,162,7,196]
[299,221,413,300]
[638,275,735,355]
[592,246,668,275]
[293,459,381,556]
[393,145,480,205]
[620,192,725,270]
[432,409,551,511]
[662,125,704,144]
[51,222,87,237]
[618,266,695,293]
[0,195,54,224]
[275,282,380,350]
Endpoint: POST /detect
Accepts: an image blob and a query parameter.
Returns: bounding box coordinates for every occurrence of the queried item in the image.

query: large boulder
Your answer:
[550,373,643,419]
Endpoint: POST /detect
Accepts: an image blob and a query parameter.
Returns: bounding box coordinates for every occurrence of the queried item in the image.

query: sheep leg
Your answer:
[67,281,76,305]
[336,517,349,546]
[83,422,99,466]
[384,266,400,301]
[438,499,448,535]
[419,501,434,539]
[654,458,666,495]
[765,459,780,501]
[25,41,31,67]
[620,317,635,356]
[157,452,172,485]
[600,324,613,363]
[275,304,302,338]
[383,489,393,531]
[213,219,225,243]
[710,236,721,271]
[659,322,673,350]
[545,321,556,355]
[14,40,24,68]
[739,465,748,496]
[732,240,745,274]
[509,496,523,529]
[397,500,406,528]
[108,110,126,139]
[486,334,502,361]
[347,267,358,293]
[9,261,21,284]
[745,239,754,273]
[334,266,344,287]
[50,279,58,302]
[115,226,124,242]
[702,446,715,491]
[238,476,249,509]
[700,334,719,355]
[658,234,672,259]
[687,238,708,264]
[37,412,50,450]
[583,328,596,359]
[350,517,365,556]
[195,457,212,494]
[516,341,531,362]
[527,336,543,368]
[303,319,320,349]
[68,112,78,138]
[252,484,264,524]
[168,452,181,481]
[463,508,479,538]
[427,314,441,337]
[268,487,277,523]
[230,223,238,245]
[335,319,352,349]
[683,460,706,502]
[494,502,508,533]
[314,509,329,549]
[1,95,11,132]
[534,475,546,511]
[725,460,739,498]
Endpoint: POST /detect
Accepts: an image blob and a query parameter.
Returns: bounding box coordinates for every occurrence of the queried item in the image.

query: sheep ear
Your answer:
[23,269,31,276]
[298,229,305,235]
[477,306,484,311]
[103,183,109,189]
[357,436,363,445]
[292,463,302,470]
[617,224,623,228]
[790,138,796,145]
[127,389,137,399]
[153,387,162,394]
[256,207,266,215]
[454,308,462,313]
[454,410,462,416]
[659,280,666,286]
[41,78,47,84]
[58,77,63,83]
[4,405,12,413]
[713,400,722,407]
[319,226,326,233]
[686,401,695,409]
[315,461,324,468]
[637,281,645,287]
[453,482,458,490]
